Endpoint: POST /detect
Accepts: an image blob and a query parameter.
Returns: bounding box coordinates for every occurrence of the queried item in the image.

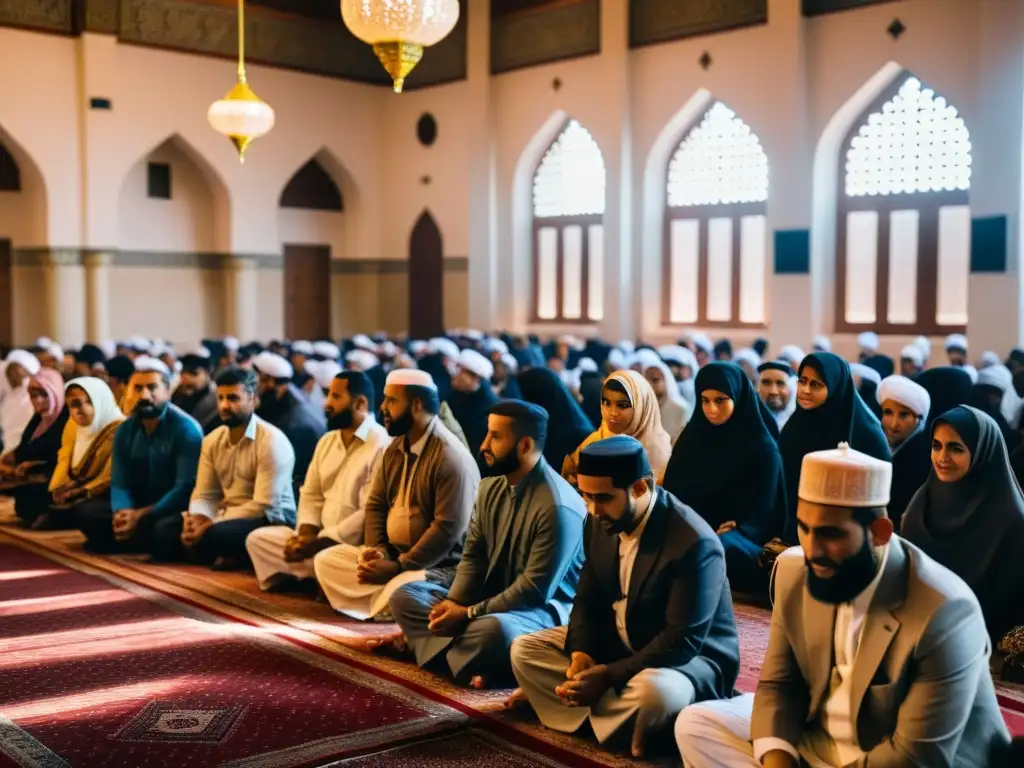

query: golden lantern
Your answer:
[341,0,461,93]
[207,0,275,162]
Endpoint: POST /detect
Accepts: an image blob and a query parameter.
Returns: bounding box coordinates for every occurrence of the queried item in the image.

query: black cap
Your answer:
[578,435,652,489]
[105,355,136,382]
[179,354,211,372]
[758,360,792,375]
[490,399,549,424]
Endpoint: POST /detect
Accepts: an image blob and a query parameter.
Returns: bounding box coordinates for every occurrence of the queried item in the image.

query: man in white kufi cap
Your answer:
[856,331,879,362]
[778,345,805,375]
[875,375,932,526]
[312,341,340,362]
[811,335,832,354]
[313,368,480,626]
[677,443,1009,767]
[898,344,925,378]
[447,349,496,470]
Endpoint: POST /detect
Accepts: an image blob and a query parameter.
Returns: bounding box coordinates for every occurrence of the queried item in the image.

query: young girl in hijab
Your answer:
[0,368,68,528]
[902,406,1024,643]
[662,363,787,596]
[561,370,672,487]
[642,359,692,444]
[49,377,125,551]
[517,367,594,471]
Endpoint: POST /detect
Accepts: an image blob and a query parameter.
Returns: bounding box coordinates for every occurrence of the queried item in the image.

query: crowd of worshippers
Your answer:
[2,327,1024,765]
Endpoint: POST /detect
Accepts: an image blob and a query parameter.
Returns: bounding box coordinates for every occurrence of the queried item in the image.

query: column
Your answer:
[83,251,112,342]
[44,250,87,347]
[225,256,258,341]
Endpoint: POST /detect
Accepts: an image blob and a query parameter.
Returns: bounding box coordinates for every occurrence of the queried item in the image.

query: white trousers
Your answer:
[675,694,838,768]
[245,526,317,589]
[312,543,426,620]
[510,626,696,744]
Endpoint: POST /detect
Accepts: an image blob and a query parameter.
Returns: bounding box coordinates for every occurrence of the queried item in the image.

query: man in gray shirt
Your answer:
[389,400,586,688]
[183,366,296,569]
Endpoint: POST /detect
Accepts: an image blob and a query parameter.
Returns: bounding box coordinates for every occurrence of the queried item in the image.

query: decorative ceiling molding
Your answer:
[630,0,768,49]
[491,0,599,75]
[802,0,896,17]
[0,0,74,34]
[85,0,120,33]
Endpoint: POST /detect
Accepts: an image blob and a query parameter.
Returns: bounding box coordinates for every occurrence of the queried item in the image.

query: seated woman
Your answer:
[561,369,672,487]
[48,377,124,551]
[0,368,68,528]
[642,358,692,444]
[662,363,787,598]
[902,405,1024,644]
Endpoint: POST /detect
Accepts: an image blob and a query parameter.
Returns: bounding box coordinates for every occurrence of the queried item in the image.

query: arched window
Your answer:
[532,119,605,323]
[663,101,769,327]
[837,75,971,334]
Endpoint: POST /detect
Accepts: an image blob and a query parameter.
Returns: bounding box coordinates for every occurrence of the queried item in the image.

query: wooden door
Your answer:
[408,211,444,337]
[283,244,331,340]
[0,239,11,348]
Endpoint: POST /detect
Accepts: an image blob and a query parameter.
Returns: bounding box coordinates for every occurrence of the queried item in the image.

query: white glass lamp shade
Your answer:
[207,81,276,162]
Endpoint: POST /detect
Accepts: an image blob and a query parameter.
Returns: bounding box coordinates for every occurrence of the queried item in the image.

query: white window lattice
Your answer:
[667,102,768,207]
[845,76,971,197]
[532,120,606,218]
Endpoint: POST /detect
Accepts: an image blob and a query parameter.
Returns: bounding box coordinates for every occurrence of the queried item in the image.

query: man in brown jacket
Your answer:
[314,368,480,621]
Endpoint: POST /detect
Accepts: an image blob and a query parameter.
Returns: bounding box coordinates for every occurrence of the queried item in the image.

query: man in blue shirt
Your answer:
[110,360,203,559]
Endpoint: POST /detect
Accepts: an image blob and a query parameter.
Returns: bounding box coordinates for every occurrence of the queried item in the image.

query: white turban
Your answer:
[457,349,494,380]
[291,340,314,356]
[945,334,968,352]
[634,348,661,369]
[484,337,509,355]
[877,375,930,418]
[899,345,924,367]
[576,357,598,373]
[857,332,879,352]
[253,352,293,380]
[606,349,626,371]
[344,349,379,372]
[779,345,805,366]
[850,363,881,386]
[311,360,342,390]
[409,340,428,357]
[352,334,377,352]
[689,333,714,355]
[312,341,340,360]
[386,368,437,391]
[5,349,41,376]
[133,355,171,378]
[812,335,832,353]
[977,363,1012,393]
[659,345,699,373]
[429,337,460,361]
[980,351,1001,369]
[221,336,239,353]
[733,348,762,370]
[500,353,519,373]
[913,335,932,362]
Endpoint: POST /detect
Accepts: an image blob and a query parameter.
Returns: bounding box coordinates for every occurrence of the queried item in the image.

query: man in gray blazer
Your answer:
[389,400,586,688]
[677,443,1010,767]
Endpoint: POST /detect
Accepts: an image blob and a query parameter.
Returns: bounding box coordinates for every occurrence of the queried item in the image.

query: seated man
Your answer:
[511,436,739,758]
[172,366,296,568]
[246,371,389,590]
[172,348,218,432]
[676,444,1011,768]
[390,400,586,688]
[109,360,204,557]
[313,369,479,622]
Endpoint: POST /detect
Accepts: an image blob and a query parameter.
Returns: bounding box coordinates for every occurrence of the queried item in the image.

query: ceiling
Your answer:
[247,0,341,22]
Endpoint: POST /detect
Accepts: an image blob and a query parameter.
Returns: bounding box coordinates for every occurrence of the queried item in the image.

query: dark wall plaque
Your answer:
[630,0,768,48]
[491,0,599,75]
[802,0,896,17]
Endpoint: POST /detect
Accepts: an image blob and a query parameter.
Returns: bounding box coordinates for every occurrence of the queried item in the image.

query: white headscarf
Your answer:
[65,377,124,464]
[643,359,692,443]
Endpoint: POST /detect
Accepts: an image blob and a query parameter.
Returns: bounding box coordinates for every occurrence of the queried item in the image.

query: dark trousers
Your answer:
[148,514,269,564]
[11,483,53,525]
[71,497,117,551]
[720,529,769,599]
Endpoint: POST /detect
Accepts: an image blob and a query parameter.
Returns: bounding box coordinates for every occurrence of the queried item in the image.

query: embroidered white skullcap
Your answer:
[378,341,398,358]
[913,335,932,361]
[850,363,881,386]
[799,442,891,508]
[352,334,377,352]
[132,355,171,378]
[386,368,437,391]
[429,337,460,361]
[344,349,379,371]
[500,353,519,373]
[253,352,293,380]
[312,341,340,360]
[5,349,41,376]
[128,335,152,353]
[980,350,1001,369]
[409,340,428,356]
[458,349,494,380]
[222,336,239,353]
[484,337,509,355]
[977,363,1013,393]
[857,332,879,352]
[689,333,714,355]
[899,344,924,367]
[733,348,762,370]
[779,345,805,365]
[291,340,314,356]
[34,336,53,349]
[606,349,626,371]
[945,333,968,352]
[577,357,598,373]
[311,360,342,390]
[812,335,832,353]
[464,329,484,342]
[877,375,930,418]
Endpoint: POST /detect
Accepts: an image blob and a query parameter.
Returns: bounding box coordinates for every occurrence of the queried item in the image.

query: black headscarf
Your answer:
[969,383,1020,454]
[915,366,973,432]
[447,380,499,467]
[662,363,787,543]
[517,367,594,471]
[863,354,895,379]
[902,406,1024,639]
[417,353,452,402]
[577,371,603,430]
[779,352,890,541]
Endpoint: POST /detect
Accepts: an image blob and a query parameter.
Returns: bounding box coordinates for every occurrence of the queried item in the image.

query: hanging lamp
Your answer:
[207,0,275,162]
[340,0,460,93]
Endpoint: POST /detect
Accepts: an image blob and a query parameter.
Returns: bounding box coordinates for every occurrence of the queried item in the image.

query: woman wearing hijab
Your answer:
[642,358,692,444]
[662,363,787,596]
[517,367,594,471]
[851,362,883,420]
[561,369,672,487]
[778,352,890,542]
[902,406,1024,642]
[916,366,974,432]
[577,370,603,430]
[47,377,125,550]
[969,371,1020,455]
[0,368,68,528]
[876,375,932,531]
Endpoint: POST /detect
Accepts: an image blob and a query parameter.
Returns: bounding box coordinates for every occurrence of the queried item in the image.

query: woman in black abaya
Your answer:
[517,367,594,471]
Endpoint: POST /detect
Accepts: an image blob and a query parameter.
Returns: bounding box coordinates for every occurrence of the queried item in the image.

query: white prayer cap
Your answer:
[312,341,340,360]
[352,334,377,352]
[100,339,117,358]
[484,337,509,355]
[799,442,891,508]
[386,368,437,391]
[253,352,293,380]
[812,335,832,353]
[980,351,1001,369]
[409,340,428,357]
[222,336,239,352]
[606,349,626,371]
[464,329,485,342]
[779,345,805,365]
[5,349,41,376]
[344,349,378,372]
[184,345,211,359]
[291,340,314,356]
[34,336,53,349]
[46,343,64,359]
[311,360,342,390]
[689,333,714,355]
[849,363,881,386]
[977,363,1013,393]
[457,348,494,380]
[378,341,398,358]
[577,357,598,373]
[634,348,661,369]
[913,335,932,361]
[128,335,152,353]
[857,332,879,352]
[899,345,924,367]
[733,348,762,370]
[429,337,460,361]
[617,339,636,355]
[945,333,968,352]
[132,355,171,378]
[963,364,979,384]
[877,375,930,418]
[500,353,519,373]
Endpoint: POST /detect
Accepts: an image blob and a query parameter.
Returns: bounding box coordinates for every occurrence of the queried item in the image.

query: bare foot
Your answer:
[363,631,408,654]
[469,674,487,689]
[503,688,529,710]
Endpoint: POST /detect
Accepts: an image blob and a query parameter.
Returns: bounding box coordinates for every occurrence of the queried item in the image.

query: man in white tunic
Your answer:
[246,371,388,589]
[676,443,1010,768]
[313,369,479,621]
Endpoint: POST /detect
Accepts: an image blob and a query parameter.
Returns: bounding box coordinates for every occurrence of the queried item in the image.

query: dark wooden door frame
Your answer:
[283,243,331,341]
[409,211,444,338]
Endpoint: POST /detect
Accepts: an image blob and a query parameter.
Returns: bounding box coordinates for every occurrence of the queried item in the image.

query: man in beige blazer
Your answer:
[676,443,1010,768]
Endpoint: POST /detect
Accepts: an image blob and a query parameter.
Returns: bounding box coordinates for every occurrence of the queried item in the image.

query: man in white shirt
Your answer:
[676,443,1010,768]
[246,371,388,590]
[178,366,296,569]
[0,350,41,453]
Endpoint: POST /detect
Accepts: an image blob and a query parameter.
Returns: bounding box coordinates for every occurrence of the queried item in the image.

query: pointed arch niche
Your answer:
[836,73,971,335]
[409,210,444,338]
[0,127,48,247]
[531,119,606,324]
[663,101,769,327]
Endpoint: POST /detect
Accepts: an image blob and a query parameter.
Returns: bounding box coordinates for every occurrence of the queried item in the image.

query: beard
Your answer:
[764,395,787,412]
[220,410,251,428]
[599,492,642,536]
[805,534,881,604]
[384,408,414,437]
[480,448,520,478]
[135,401,165,419]
[327,408,354,431]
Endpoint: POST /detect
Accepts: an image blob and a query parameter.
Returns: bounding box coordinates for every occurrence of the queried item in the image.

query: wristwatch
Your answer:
[467,603,482,620]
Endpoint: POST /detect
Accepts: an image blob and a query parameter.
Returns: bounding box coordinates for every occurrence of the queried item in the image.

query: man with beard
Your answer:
[172,348,218,432]
[313,368,479,623]
[245,371,389,590]
[109,359,203,557]
[510,436,739,759]
[676,443,1009,768]
[758,361,796,430]
[388,401,585,688]
[446,348,498,474]
[167,366,296,568]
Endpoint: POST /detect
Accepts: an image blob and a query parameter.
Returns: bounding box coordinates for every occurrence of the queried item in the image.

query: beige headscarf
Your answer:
[562,369,673,482]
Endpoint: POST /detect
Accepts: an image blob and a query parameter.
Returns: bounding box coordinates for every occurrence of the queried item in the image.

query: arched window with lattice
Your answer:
[532,119,606,323]
[837,74,972,334]
[663,101,769,327]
